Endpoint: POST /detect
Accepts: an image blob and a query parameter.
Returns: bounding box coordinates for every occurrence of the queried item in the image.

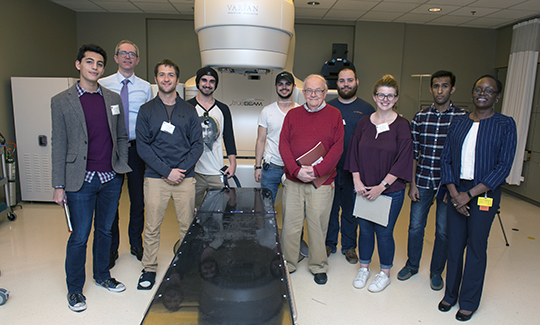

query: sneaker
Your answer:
[96,278,126,293]
[430,274,444,291]
[352,267,370,289]
[397,266,418,281]
[368,271,391,293]
[67,293,86,312]
[137,271,156,290]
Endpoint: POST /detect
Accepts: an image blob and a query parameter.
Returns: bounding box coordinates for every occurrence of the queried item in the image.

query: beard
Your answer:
[277,90,292,100]
[337,84,358,100]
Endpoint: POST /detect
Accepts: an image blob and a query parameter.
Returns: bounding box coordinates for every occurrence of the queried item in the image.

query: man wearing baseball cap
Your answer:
[254,71,298,201]
[188,67,238,206]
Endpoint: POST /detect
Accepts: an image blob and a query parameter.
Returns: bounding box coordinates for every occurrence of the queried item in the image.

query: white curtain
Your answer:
[502,18,540,185]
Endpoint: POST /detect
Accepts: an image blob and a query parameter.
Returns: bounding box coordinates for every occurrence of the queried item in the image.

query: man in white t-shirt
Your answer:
[254,71,298,201]
[188,67,237,207]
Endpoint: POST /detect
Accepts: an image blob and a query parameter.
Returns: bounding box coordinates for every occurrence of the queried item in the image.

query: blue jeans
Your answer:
[358,190,404,269]
[261,162,284,202]
[405,187,448,275]
[65,174,123,294]
[326,168,357,252]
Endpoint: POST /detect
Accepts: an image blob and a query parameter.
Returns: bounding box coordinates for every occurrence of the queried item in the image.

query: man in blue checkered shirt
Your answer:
[397,70,467,291]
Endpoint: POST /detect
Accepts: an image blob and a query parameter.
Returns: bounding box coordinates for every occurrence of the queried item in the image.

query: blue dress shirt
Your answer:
[100,72,153,141]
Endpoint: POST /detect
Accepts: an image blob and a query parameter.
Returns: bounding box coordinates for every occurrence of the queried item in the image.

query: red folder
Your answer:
[296,142,333,188]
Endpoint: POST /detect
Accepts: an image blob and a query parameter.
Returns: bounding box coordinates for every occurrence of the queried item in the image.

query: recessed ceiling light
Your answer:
[307,1,320,6]
[428,7,442,12]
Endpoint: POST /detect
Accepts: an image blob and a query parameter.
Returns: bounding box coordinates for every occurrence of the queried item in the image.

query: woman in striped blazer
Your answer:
[437,75,517,322]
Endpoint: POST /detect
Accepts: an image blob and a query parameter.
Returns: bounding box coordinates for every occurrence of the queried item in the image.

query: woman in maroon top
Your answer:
[345,75,413,293]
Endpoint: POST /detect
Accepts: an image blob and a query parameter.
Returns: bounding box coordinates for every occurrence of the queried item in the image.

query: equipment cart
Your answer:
[0,144,16,222]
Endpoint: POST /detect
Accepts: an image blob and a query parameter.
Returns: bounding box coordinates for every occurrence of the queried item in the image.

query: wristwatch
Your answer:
[254,165,262,170]
[381,180,391,189]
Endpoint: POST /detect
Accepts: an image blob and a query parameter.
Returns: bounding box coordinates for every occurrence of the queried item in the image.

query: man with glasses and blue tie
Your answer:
[279,74,344,285]
[100,40,153,268]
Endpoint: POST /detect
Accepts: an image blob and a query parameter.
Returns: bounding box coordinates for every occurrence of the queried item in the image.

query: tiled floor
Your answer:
[1,186,538,324]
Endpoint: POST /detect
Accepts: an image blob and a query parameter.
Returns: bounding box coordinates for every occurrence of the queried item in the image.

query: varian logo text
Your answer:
[227,3,259,15]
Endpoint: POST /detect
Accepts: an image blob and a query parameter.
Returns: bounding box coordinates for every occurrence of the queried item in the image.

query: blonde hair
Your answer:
[373,74,399,96]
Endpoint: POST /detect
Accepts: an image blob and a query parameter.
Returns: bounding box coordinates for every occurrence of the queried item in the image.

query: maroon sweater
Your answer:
[80,93,113,172]
[279,103,344,185]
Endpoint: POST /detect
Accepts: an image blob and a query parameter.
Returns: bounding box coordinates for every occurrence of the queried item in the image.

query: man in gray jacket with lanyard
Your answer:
[135,59,203,290]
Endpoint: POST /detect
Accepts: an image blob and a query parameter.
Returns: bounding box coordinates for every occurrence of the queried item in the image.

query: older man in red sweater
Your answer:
[279,74,344,285]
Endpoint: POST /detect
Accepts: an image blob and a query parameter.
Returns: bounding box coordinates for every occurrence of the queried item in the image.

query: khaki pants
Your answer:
[142,177,196,272]
[194,173,223,207]
[281,179,334,274]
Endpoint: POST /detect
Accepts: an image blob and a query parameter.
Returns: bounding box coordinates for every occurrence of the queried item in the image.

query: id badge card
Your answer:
[477,195,493,211]
[160,121,175,134]
[111,105,120,115]
[376,123,390,139]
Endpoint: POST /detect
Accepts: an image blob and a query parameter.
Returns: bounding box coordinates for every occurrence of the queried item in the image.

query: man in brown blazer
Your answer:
[51,44,131,313]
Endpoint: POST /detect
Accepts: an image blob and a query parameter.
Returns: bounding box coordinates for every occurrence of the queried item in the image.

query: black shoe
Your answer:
[108,251,118,270]
[314,273,327,285]
[137,271,156,290]
[456,310,474,322]
[131,246,143,261]
[438,300,455,312]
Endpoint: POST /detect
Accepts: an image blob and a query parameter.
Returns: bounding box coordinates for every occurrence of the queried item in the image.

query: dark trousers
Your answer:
[325,168,357,252]
[444,180,500,312]
[111,143,146,252]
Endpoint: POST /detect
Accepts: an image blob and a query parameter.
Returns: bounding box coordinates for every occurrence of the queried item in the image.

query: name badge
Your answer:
[161,121,175,134]
[478,197,493,211]
[111,105,120,115]
[343,119,346,126]
[376,123,390,139]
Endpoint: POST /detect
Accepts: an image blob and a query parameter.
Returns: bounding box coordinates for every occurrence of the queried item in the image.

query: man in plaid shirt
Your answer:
[397,70,467,291]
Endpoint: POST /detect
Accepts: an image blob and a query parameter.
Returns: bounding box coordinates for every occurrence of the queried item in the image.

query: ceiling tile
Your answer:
[332,0,380,11]
[486,9,537,20]
[425,0,475,5]
[53,0,106,11]
[170,2,194,13]
[370,2,420,12]
[510,0,540,11]
[449,6,499,17]
[471,0,526,9]
[132,2,177,12]
[324,9,367,20]
[93,1,142,12]
[359,10,404,21]
[294,0,337,9]
[460,16,514,28]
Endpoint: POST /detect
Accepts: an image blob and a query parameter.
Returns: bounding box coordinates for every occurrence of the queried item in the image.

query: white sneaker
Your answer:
[368,271,391,293]
[353,267,370,289]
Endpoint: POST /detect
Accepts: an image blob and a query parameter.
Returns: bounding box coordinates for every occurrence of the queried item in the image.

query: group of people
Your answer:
[256,68,516,322]
[51,41,237,312]
[51,41,517,322]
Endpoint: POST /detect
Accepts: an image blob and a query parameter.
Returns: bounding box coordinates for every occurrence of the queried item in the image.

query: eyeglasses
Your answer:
[473,88,497,96]
[203,111,210,125]
[375,93,396,101]
[303,88,325,96]
[118,51,137,58]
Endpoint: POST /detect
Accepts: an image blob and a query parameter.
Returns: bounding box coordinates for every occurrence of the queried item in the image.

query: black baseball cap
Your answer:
[275,71,294,85]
